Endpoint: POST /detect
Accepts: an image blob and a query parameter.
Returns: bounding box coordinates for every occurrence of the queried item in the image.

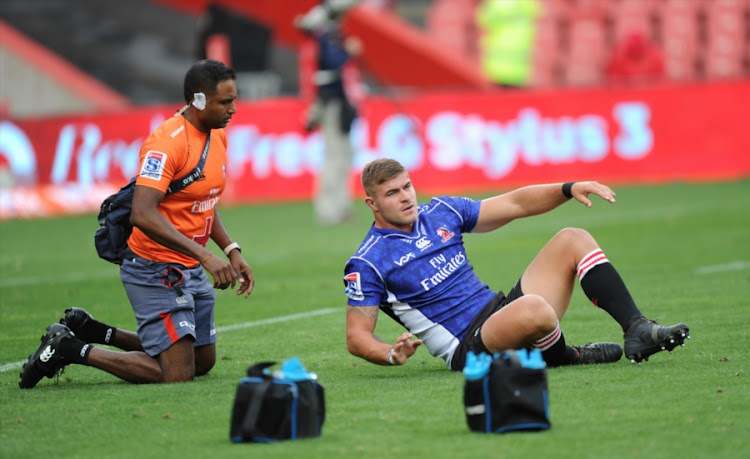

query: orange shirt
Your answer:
[128,115,228,267]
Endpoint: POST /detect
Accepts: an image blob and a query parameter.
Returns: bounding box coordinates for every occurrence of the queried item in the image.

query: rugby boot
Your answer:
[571,342,623,365]
[60,307,95,341]
[19,323,73,389]
[624,317,690,363]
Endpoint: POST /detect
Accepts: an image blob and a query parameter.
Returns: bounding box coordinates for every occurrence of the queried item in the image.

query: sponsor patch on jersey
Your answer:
[169,125,184,138]
[139,151,167,180]
[416,237,432,251]
[344,272,364,301]
[394,252,415,266]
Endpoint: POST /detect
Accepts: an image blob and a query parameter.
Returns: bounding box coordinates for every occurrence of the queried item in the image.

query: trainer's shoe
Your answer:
[571,342,623,365]
[19,323,73,389]
[60,307,94,339]
[624,317,690,363]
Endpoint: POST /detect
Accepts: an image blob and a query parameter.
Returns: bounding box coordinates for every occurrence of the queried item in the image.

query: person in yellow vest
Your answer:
[476,0,540,87]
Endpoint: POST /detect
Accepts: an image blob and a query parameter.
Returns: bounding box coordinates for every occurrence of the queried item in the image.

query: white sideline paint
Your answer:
[0,307,340,373]
[217,308,339,332]
[6,260,744,373]
[695,261,750,275]
[0,271,119,288]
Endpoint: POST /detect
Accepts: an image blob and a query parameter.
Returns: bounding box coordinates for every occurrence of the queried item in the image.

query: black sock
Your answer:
[543,342,579,367]
[535,326,578,367]
[578,255,643,332]
[75,319,117,345]
[60,336,93,365]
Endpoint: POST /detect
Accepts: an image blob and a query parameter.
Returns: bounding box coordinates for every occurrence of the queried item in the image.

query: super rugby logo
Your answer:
[139,150,167,181]
[344,272,364,301]
[437,226,454,243]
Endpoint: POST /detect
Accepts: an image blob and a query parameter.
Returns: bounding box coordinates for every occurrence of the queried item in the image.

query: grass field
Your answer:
[1,180,749,458]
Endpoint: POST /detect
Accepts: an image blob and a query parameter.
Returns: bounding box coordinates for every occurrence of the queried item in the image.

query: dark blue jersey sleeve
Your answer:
[434,196,482,233]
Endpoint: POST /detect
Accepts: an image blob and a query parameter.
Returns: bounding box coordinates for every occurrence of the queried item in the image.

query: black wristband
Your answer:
[562,182,575,199]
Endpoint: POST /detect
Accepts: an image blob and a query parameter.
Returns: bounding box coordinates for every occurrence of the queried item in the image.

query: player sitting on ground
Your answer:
[344,158,689,370]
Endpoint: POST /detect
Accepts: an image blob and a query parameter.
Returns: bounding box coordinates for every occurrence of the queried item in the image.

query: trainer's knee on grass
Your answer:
[158,337,197,383]
[194,345,216,376]
[162,368,195,383]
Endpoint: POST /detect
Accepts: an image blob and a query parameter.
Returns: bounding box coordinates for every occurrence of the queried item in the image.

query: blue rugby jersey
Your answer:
[344,196,496,368]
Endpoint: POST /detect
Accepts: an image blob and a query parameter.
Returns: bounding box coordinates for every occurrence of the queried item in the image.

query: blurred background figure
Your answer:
[605,31,664,85]
[296,0,363,226]
[476,0,540,88]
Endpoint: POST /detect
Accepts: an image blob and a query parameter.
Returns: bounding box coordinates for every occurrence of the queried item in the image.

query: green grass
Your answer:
[1,180,749,458]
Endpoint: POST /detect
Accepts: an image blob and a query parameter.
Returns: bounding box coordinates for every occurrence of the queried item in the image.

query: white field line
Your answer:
[0,252,315,289]
[4,258,746,289]
[4,259,746,372]
[0,307,340,373]
[0,270,119,288]
[694,261,750,275]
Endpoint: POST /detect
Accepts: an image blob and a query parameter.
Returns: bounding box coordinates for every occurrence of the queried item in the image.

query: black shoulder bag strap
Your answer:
[239,362,277,439]
[240,379,274,440]
[166,131,210,195]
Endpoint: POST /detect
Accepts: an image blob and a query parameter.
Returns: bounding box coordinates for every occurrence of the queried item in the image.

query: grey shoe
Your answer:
[624,317,690,363]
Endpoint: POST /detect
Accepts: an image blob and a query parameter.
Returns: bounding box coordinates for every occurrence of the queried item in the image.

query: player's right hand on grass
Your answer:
[390,332,422,365]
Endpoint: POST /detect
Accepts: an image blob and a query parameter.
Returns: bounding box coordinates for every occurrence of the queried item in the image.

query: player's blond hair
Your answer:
[361,159,408,197]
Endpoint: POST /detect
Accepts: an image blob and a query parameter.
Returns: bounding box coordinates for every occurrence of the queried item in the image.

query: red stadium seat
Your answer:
[609,0,659,44]
[568,0,607,20]
[703,2,746,77]
[563,16,607,85]
[700,0,747,78]
[534,14,564,53]
[531,17,563,87]
[655,0,702,80]
[532,1,569,87]
[537,0,575,18]
[426,0,479,60]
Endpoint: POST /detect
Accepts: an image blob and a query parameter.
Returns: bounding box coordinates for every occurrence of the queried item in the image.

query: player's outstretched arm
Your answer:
[474,181,617,233]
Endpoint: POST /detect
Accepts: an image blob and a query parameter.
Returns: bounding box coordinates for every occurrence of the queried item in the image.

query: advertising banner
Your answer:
[2,81,748,220]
